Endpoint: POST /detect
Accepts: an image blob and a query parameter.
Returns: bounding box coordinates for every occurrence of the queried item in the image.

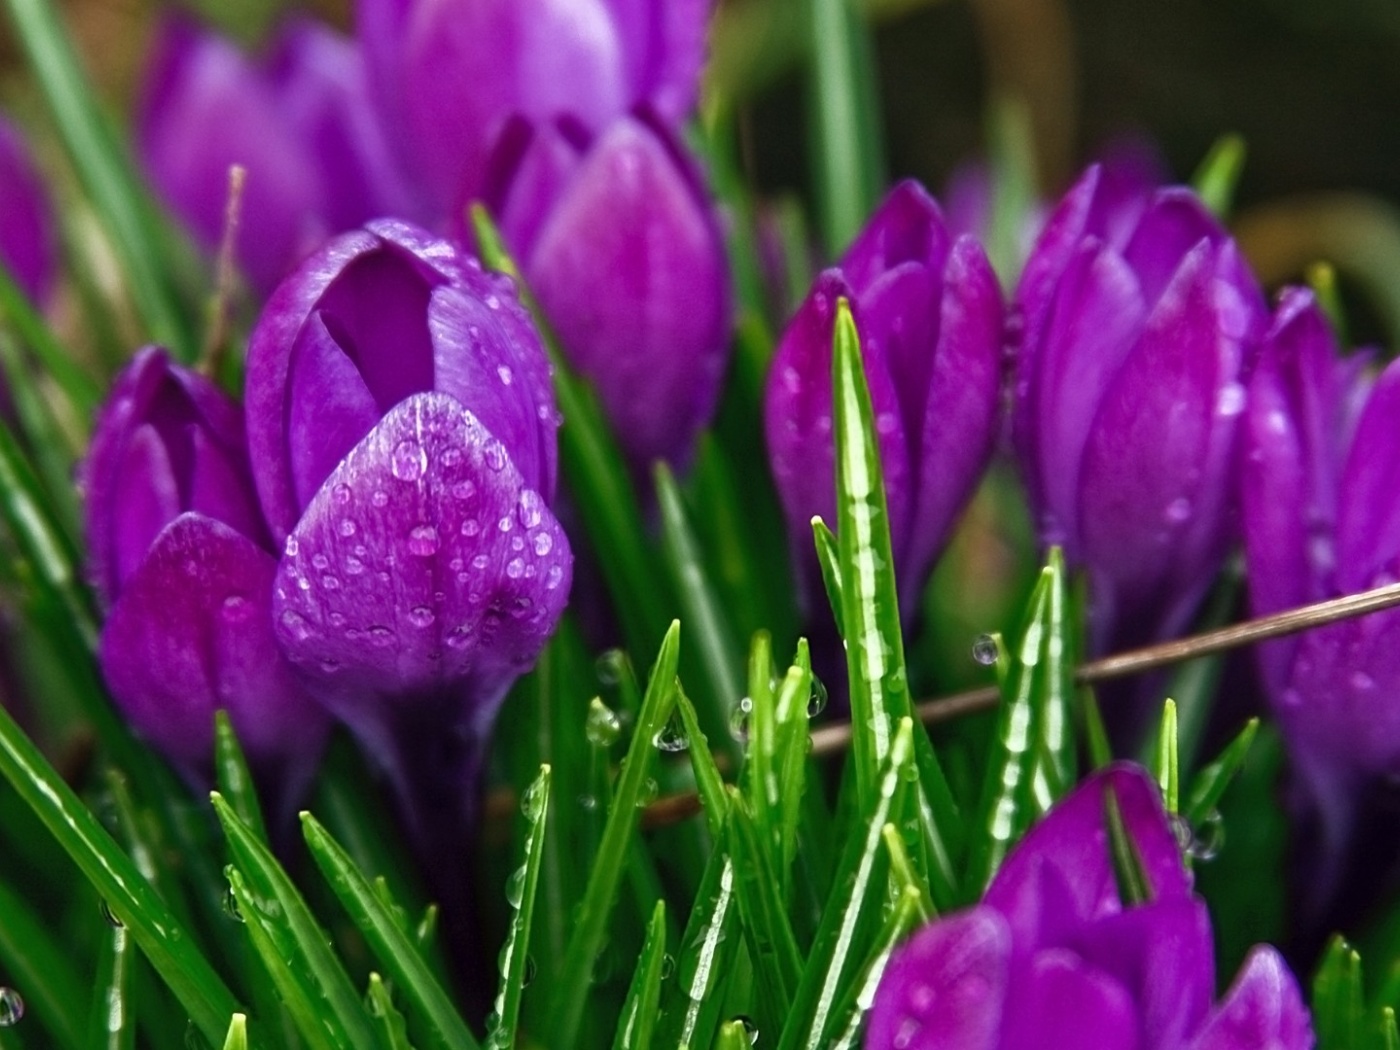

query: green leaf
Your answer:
[221,1015,248,1050]
[211,796,376,1050]
[985,97,1039,289]
[655,462,744,768]
[365,975,413,1050]
[807,0,884,252]
[778,718,916,1050]
[1083,690,1113,769]
[0,880,84,1050]
[611,902,667,1050]
[1155,699,1180,815]
[1192,133,1247,220]
[1104,788,1150,907]
[0,704,245,1048]
[827,883,925,1049]
[1380,1007,1398,1050]
[676,684,730,839]
[880,824,934,921]
[0,261,102,412]
[0,329,82,537]
[1184,719,1258,827]
[3,0,193,354]
[485,765,551,1050]
[87,926,134,1050]
[551,622,682,1048]
[298,812,480,1050]
[1313,936,1364,1050]
[1308,261,1350,349]
[213,712,267,845]
[810,518,845,639]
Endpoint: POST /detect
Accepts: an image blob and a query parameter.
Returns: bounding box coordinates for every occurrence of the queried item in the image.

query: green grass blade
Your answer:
[777,718,916,1050]
[655,462,744,767]
[676,685,730,839]
[1192,133,1247,219]
[1381,1007,1398,1050]
[0,880,84,1050]
[810,518,845,639]
[880,824,934,921]
[1155,700,1180,814]
[485,765,550,1050]
[213,712,267,846]
[715,1021,752,1050]
[0,704,245,1047]
[1184,718,1259,827]
[655,843,742,1050]
[551,622,681,1048]
[211,796,376,1050]
[0,330,82,537]
[0,262,102,412]
[87,926,134,1050]
[365,975,412,1050]
[772,648,816,879]
[1313,936,1364,1050]
[2,0,192,354]
[221,1015,248,1050]
[298,812,479,1050]
[827,884,925,1050]
[611,901,667,1050]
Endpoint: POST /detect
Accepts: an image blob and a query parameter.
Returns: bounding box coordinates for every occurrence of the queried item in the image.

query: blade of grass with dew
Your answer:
[881,824,935,921]
[298,812,479,1050]
[1192,134,1247,220]
[807,0,884,252]
[2,0,192,354]
[213,713,267,845]
[222,867,337,1050]
[365,975,411,1050]
[726,787,804,1031]
[0,705,248,1047]
[471,204,668,656]
[676,685,729,838]
[827,883,926,1050]
[964,563,1054,895]
[485,765,550,1050]
[1313,936,1365,1050]
[1155,700,1180,814]
[211,796,376,1050]
[772,645,817,879]
[777,718,916,1050]
[656,462,745,767]
[743,631,778,844]
[1183,718,1259,827]
[550,622,681,1048]
[87,925,134,1050]
[655,839,742,1050]
[715,1021,752,1050]
[0,880,84,1050]
[611,901,667,1050]
[1033,547,1075,809]
[810,518,845,639]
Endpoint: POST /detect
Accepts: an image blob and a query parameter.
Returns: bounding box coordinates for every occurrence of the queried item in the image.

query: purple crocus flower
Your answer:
[481,112,731,472]
[1241,287,1396,890]
[0,115,55,303]
[244,219,571,818]
[82,348,327,792]
[867,765,1313,1050]
[357,0,713,219]
[1013,164,1266,652]
[764,180,1003,613]
[139,15,412,295]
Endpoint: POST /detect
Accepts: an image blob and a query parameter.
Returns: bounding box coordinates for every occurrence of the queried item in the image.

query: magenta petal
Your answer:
[271,393,571,722]
[99,513,328,772]
[1002,949,1139,1050]
[1187,947,1313,1050]
[1120,189,1227,310]
[840,180,949,295]
[484,118,586,260]
[526,116,730,470]
[0,117,54,303]
[985,766,1191,939]
[602,0,712,121]
[865,907,1009,1050]
[1336,357,1400,594]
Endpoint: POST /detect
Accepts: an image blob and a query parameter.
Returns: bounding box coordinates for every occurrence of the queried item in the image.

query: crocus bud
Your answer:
[1013,165,1266,650]
[357,0,713,218]
[245,220,571,818]
[0,115,55,303]
[1242,289,1396,877]
[867,765,1313,1050]
[139,16,412,295]
[83,348,327,789]
[482,113,731,472]
[764,181,1003,613]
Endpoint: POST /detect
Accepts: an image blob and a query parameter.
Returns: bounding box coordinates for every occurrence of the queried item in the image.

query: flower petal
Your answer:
[0,117,54,302]
[1336,357,1400,594]
[1002,949,1140,1050]
[1187,947,1312,1050]
[839,180,950,297]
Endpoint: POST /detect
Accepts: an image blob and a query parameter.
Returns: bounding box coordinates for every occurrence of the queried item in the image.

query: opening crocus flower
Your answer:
[867,765,1313,1050]
[1013,164,1266,652]
[482,112,732,473]
[357,0,713,219]
[245,219,571,823]
[139,15,412,295]
[0,115,55,303]
[82,348,327,795]
[764,180,1003,615]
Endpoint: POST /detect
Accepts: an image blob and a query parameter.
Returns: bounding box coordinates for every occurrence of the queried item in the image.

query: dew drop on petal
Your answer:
[372,490,390,508]
[409,606,435,628]
[339,519,357,537]
[517,491,543,528]
[506,558,525,579]
[408,524,440,556]
[484,444,508,472]
[332,483,352,505]
[462,519,482,537]
[533,532,553,556]
[391,439,427,481]
[283,536,300,557]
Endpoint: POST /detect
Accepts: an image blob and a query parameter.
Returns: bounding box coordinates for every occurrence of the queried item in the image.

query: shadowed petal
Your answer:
[1336,357,1400,594]
[0,118,54,302]
[1001,949,1139,1050]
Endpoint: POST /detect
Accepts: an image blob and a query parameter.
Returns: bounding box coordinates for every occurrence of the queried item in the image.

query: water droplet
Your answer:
[546,566,564,590]
[280,610,312,641]
[0,988,24,1026]
[222,886,244,922]
[442,447,463,467]
[653,713,690,752]
[498,515,513,533]
[505,866,527,908]
[484,444,507,472]
[452,480,476,500]
[345,555,365,576]
[409,606,435,628]
[1351,670,1376,692]
[485,294,501,310]
[1164,497,1192,524]
[533,532,553,556]
[517,492,543,528]
[807,675,829,717]
[578,794,598,811]
[321,574,341,590]
[221,594,249,621]
[283,536,300,557]
[511,535,525,552]
[391,439,427,481]
[328,612,346,628]
[332,482,352,505]
[735,1015,759,1045]
[100,899,124,928]
[368,625,395,646]
[462,518,482,537]
[1188,809,1225,862]
[339,518,357,537]
[636,778,659,807]
[1216,382,1246,417]
[1169,813,1194,852]
[893,1017,921,1049]
[497,364,514,386]
[311,553,329,571]
[971,634,1000,666]
[729,696,754,740]
[586,701,623,747]
[521,778,547,822]
[660,954,675,980]
[372,490,389,507]
[596,650,625,686]
[408,524,440,556]
[506,558,525,579]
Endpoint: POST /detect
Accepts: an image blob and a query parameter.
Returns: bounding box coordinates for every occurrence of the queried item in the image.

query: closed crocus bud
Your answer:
[245,220,571,819]
[1242,288,1396,882]
[83,348,327,791]
[0,115,55,303]
[1013,165,1266,651]
[139,16,411,295]
[483,113,731,472]
[764,181,1003,614]
[358,0,713,218]
[867,765,1313,1050]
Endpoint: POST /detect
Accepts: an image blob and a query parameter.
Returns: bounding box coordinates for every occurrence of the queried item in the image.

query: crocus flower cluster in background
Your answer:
[84,222,572,823]
[868,766,1312,1050]
[0,115,54,303]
